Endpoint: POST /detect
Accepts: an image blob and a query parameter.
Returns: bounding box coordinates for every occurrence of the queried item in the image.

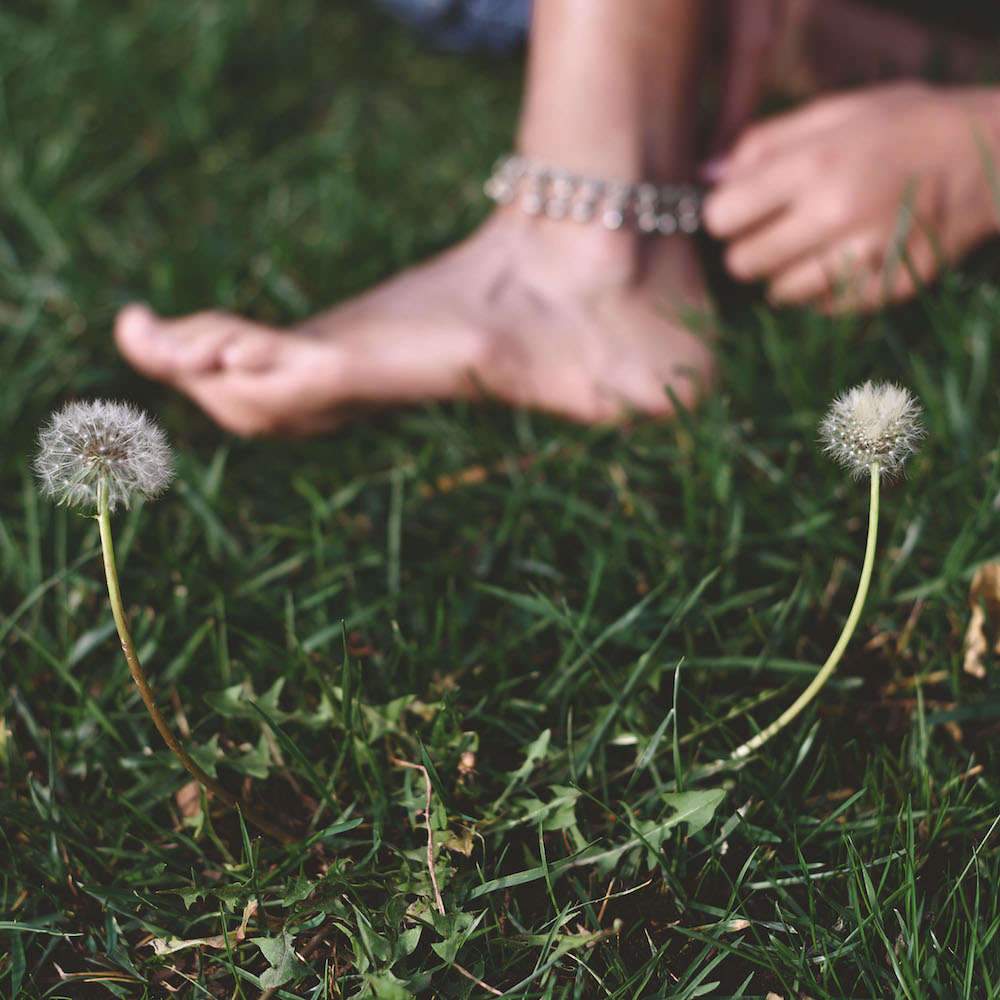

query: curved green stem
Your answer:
[96,481,295,843]
[730,462,881,761]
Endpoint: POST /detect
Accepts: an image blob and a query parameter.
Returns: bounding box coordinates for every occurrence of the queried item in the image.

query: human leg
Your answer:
[711,0,997,157]
[704,0,1000,314]
[115,0,714,435]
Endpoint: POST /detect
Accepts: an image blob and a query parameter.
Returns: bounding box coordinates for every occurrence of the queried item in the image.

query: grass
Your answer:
[3,1,1000,997]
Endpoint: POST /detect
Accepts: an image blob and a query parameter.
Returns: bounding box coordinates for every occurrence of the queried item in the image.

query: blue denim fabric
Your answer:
[374,0,530,53]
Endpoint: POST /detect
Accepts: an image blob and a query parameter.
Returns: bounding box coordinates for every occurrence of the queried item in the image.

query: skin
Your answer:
[714,0,993,147]
[114,0,1000,434]
[115,0,713,436]
[115,218,710,436]
[704,82,1000,313]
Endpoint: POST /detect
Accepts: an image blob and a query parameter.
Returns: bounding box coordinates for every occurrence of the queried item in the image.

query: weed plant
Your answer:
[2,1,1000,997]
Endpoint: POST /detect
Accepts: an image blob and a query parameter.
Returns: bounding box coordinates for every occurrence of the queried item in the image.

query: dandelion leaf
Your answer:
[251,929,309,990]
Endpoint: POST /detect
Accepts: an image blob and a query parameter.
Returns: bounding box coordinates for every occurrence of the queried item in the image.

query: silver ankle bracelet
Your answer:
[483,153,702,234]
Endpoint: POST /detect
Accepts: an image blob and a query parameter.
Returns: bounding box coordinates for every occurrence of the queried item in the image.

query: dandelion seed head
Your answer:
[819,381,923,480]
[35,399,174,512]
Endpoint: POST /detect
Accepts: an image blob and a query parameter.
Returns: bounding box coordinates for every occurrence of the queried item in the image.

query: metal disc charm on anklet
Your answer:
[484,153,702,235]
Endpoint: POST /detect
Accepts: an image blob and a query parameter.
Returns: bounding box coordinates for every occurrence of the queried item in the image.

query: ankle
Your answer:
[487,204,644,288]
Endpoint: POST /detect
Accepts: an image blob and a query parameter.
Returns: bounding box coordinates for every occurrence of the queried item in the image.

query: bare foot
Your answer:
[114,211,713,435]
[705,82,1000,312]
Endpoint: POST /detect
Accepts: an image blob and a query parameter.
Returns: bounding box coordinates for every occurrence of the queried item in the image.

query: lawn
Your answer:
[3,2,1000,997]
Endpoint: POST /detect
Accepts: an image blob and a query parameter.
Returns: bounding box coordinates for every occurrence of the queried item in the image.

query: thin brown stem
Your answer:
[392,758,445,915]
[452,962,502,996]
[96,482,295,845]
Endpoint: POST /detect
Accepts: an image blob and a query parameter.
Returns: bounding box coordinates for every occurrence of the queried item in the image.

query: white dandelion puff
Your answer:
[35,399,174,513]
[818,380,923,479]
[31,399,291,841]
[730,379,925,762]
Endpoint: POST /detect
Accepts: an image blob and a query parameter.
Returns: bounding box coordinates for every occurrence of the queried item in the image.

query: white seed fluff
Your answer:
[35,399,175,512]
[819,381,923,479]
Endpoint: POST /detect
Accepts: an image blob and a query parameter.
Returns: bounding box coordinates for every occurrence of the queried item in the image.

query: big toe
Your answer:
[115,303,167,376]
[115,305,280,381]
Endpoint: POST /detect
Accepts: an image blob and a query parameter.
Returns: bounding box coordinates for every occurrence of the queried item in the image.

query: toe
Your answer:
[115,306,283,381]
[114,303,164,376]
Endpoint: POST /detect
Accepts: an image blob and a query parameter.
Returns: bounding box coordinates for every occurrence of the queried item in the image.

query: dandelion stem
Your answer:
[96,480,295,844]
[730,462,881,760]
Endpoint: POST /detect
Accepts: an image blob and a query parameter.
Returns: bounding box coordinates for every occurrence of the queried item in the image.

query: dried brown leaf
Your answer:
[963,563,1000,678]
